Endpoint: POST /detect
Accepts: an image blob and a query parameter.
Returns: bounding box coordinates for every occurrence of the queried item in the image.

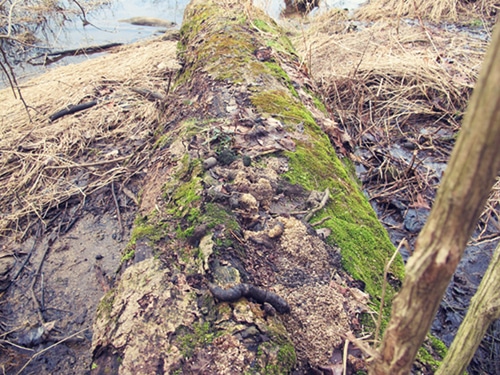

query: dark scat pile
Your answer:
[208,282,291,314]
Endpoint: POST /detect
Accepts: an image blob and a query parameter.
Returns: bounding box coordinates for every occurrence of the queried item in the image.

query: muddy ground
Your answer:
[0,193,136,374]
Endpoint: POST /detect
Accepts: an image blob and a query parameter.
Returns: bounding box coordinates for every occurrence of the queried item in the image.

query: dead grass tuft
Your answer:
[0,36,180,239]
[292,14,498,235]
[355,0,499,23]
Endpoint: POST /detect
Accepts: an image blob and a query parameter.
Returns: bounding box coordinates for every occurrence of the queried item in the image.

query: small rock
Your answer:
[203,156,218,170]
[242,155,252,167]
[316,227,331,239]
[404,208,429,233]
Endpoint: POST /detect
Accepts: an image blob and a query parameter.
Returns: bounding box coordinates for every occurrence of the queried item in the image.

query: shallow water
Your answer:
[5,0,366,84]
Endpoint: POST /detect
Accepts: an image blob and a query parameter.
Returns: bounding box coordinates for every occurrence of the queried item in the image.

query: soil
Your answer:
[0,193,136,374]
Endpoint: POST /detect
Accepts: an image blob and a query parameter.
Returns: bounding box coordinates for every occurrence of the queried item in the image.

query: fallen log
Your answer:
[90,1,404,374]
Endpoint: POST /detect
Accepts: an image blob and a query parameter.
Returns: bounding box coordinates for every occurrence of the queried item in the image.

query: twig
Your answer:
[48,100,98,122]
[11,231,39,282]
[343,338,349,375]
[30,242,51,323]
[0,47,32,122]
[0,339,34,351]
[311,216,331,227]
[45,156,131,169]
[304,188,330,221]
[344,331,379,359]
[111,181,123,241]
[375,239,407,344]
[129,87,165,101]
[16,328,88,375]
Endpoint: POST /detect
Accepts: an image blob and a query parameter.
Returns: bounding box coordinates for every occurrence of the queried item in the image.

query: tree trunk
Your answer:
[435,241,500,375]
[370,21,500,375]
[89,0,404,374]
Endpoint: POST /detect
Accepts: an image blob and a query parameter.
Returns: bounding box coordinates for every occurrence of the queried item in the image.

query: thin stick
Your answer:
[304,188,330,221]
[343,338,349,375]
[11,232,39,282]
[45,155,131,169]
[30,242,51,323]
[0,339,34,351]
[111,181,123,240]
[374,239,407,344]
[16,328,88,375]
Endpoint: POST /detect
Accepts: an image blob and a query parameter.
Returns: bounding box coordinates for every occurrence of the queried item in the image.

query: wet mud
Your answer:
[0,197,135,374]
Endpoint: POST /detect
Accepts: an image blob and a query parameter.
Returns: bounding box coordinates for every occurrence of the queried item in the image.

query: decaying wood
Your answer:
[370,22,500,375]
[89,1,401,373]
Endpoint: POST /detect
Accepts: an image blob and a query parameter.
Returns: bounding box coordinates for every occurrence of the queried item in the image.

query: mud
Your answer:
[0,194,135,374]
[361,125,500,375]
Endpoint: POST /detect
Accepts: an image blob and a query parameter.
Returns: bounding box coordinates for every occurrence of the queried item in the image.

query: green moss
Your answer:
[121,249,135,262]
[251,89,315,128]
[286,140,404,309]
[312,94,328,115]
[129,224,159,244]
[263,61,298,98]
[254,317,296,374]
[153,134,172,149]
[429,334,448,358]
[202,203,239,231]
[165,157,204,222]
[251,88,404,316]
[252,17,296,55]
[177,1,296,87]
[253,19,273,33]
[277,342,296,369]
[96,289,116,320]
[256,340,296,374]
[176,321,219,358]
[417,346,441,372]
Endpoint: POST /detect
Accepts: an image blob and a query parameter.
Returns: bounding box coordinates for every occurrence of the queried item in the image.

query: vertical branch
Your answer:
[370,21,500,375]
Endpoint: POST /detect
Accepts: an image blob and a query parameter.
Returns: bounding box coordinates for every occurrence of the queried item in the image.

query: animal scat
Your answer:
[208,283,290,314]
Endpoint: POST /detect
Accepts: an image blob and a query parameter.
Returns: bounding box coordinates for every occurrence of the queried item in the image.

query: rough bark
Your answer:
[435,241,500,375]
[370,21,500,375]
[89,1,404,374]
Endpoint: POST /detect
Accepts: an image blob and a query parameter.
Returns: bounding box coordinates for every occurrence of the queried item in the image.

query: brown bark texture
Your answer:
[89,1,403,374]
[435,241,500,375]
[370,21,500,375]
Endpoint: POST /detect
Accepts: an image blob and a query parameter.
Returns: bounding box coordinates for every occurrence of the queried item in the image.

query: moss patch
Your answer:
[251,89,315,127]
[175,320,219,358]
[250,87,404,313]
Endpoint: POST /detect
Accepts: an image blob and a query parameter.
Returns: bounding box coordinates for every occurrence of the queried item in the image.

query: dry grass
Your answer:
[355,0,499,23]
[292,11,498,235]
[0,36,180,239]
[299,17,485,135]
